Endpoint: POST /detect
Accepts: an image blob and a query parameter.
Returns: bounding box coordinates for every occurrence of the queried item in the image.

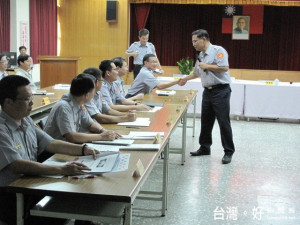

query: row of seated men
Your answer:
[0,53,180,225]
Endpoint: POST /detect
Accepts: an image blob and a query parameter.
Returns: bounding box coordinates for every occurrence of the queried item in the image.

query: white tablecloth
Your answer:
[157,77,245,116]
[243,81,300,119]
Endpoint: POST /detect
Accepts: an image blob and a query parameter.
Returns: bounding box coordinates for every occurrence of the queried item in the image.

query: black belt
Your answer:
[134,64,143,67]
[204,84,229,90]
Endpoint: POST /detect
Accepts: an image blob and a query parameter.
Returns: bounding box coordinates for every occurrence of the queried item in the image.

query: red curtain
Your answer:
[130,4,300,71]
[30,0,57,63]
[0,0,10,52]
[134,4,151,30]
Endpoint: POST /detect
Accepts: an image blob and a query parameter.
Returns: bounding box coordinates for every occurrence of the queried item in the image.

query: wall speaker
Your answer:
[106,0,117,23]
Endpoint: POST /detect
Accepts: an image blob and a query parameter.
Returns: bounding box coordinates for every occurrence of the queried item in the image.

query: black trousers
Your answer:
[199,84,235,155]
[133,64,143,79]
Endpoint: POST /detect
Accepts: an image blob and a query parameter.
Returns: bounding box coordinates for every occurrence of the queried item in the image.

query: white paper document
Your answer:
[92,139,134,146]
[86,143,120,152]
[117,117,151,127]
[53,84,71,90]
[120,144,160,151]
[75,152,124,174]
[42,152,130,177]
[120,131,164,140]
[156,90,176,96]
[139,106,162,113]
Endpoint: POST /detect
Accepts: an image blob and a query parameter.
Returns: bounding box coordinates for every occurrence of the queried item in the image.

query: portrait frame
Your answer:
[232,16,250,40]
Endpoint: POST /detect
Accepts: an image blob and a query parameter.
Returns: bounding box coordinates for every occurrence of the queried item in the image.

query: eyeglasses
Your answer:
[0,60,8,64]
[15,95,34,103]
[192,39,201,44]
[149,61,158,64]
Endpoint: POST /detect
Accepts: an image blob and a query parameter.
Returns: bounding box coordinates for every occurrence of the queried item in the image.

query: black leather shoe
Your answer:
[190,148,211,156]
[222,154,232,164]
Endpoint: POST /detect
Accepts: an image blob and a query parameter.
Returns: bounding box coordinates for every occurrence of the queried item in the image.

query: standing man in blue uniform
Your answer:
[125,28,163,79]
[179,29,235,164]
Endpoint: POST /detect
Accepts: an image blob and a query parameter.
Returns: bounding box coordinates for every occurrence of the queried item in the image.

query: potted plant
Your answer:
[177,57,194,75]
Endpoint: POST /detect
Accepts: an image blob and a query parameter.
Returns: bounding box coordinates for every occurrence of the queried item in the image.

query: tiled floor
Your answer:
[130,118,300,225]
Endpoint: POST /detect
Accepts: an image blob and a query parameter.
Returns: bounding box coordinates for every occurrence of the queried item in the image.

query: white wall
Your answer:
[10,0,40,84]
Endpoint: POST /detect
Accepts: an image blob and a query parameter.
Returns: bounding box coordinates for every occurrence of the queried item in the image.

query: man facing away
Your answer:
[44,74,120,143]
[0,75,99,225]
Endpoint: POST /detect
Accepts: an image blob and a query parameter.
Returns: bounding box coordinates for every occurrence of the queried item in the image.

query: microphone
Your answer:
[197,56,207,72]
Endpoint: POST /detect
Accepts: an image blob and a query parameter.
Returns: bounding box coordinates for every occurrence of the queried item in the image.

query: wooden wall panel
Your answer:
[57,0,129,74]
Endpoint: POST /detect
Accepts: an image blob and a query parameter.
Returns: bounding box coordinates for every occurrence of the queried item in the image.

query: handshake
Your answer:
[178,78,187,86]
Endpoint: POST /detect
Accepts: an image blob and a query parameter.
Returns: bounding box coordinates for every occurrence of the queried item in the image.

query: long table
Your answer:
[243,80,300,120]
[8,89,197,225]
[157,77,245,117]
[158,77,300,120]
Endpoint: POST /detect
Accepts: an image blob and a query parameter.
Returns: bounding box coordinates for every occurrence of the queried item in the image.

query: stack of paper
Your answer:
[117,117,151,127]
[156,90,176,96]
[121,131,164,140]
[92,139,134,145]
[139,106,162,113]
[53,84,71,90]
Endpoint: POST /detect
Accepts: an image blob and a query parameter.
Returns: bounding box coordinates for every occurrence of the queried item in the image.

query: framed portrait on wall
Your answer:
[232,16,250,40]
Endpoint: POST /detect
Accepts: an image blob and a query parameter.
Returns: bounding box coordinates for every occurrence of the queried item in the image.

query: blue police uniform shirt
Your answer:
[193,44,231,88]
[127,67,160,96]
[126,41,157,65]
[100,80,125,105]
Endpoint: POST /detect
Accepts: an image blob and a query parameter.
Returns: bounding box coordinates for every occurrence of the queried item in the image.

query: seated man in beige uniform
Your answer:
[44,74,120,143]
[0,75,99,225]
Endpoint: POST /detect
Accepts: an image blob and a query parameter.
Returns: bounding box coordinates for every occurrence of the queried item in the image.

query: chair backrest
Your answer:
[38,116,48,130]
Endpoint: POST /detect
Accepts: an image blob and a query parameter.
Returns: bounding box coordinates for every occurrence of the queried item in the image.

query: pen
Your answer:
[126,126,141,129]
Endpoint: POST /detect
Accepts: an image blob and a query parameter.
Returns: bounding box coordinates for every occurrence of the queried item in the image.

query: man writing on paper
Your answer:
[179,29,235,164]
[126,54,180,98]
[99,60,152,112]
[44,74,120,143]
[0,75,99,225]
[83,67,137,123]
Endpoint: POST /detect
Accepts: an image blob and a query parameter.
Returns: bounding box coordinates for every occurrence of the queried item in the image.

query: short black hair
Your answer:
[83,67,102,81]
[143,54,156,65]
[17,54,30,66]
[112,57,125,68]
[19,46,27,51]
[70,73,95,97]
[99,60,113,79]
[191,29,210,41]
[0,75,30,107]
[139,28,149,37]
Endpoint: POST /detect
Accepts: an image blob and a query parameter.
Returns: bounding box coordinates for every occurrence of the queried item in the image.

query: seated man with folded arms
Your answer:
[0,75,99,225]
[126,54,179,98]
[83,67,137,123]
[99,60,152,112]
[112,56,144,101]
[15,54,37,90]
[44,74,120,143]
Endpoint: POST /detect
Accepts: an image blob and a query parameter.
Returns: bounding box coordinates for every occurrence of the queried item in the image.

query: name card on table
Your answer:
[132,159,144,177]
